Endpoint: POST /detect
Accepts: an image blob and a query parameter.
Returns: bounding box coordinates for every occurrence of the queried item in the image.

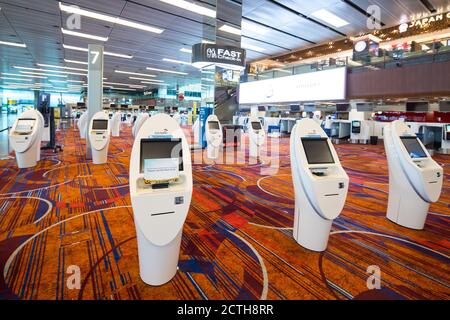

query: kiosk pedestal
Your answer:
[248,117,265,159]
[290,119,349,252]
[384,120,443,230]
[88,112,111,165]
[111,113,121,137]
[206,115,222,160]
[130,113,192,286]
[78,112,88,139]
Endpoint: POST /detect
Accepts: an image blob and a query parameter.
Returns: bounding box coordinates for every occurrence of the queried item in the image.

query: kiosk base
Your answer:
[136,226,182,286]
[249,144,260,158]
[92,149,108,165]
[387,191,430,230]
[207,146,219,160]
[294,208,333,252]
[16,149,38,169]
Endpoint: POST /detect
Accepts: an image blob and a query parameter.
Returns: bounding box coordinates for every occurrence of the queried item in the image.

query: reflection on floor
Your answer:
[0,124,448,300]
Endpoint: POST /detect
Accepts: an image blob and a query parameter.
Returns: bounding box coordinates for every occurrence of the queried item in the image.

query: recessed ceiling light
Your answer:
[59,2,164,34]
[129,77,164,82]
[311,9,349,28]
[162,58,192,65]
[64,59,88,65]
[180,48,192,53]
[0,40,27,48]
[68,80,85,83]
[241,43,266,52]
[19,71,68,78]
[37,63,88,72]
[14,66,87,76]
[202,78,215,82]
[49,80,67,83]
[202,40,215,44]
[104,81,145,88]
[146,66,188,75]
[0,77,32,81]
[114,70,156,77]
[61,28,108,41]
[63,44,133,59]
[219,24,241,36]
[1,73,47,79]
[160,0,216,18]
[141,81,167,86]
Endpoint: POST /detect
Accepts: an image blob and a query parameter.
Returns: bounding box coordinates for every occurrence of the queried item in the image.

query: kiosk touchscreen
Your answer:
[205,115,223,160]
[130,113,192,286]
[132,113,149,138]
[351,121,361,134]
[290,119,349,251]
[248,117,265,158]
[88,112,111,165]
[77,112,89,139]
[384,120,443,229]
[111,112,121,137]
[9,110,42,168]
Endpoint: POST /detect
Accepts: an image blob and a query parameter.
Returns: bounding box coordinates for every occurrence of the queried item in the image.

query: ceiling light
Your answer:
[202,78,215,82]
[219,25,241,36]
[37,63,87,72]
[311,9,349,28]
[0,77,32,81]
[180,48,192,53]
[142,82,167,86]
[162,58,192,65]
[20,71,68,78]
[1,73,47,79]
[14,66,87,76]
[63,44,133,59]
[109,87,137,91]
[68,80,85,83]
[64,59,88,65]
[59,2,164,34]
[49,80,67,83]
[115,70,156,77]
[160,0,216,18]
[146,67,188,75]
[61,28,108,41]
[241,43,266,52]
[202,40,215,44]
[0,40,27,48]
[129,77,164,82]
[104,81,145,88]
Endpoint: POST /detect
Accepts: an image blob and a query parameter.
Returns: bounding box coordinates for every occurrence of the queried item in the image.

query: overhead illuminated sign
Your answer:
[192,43,246,71]
[239,68,347,104]
[408,11,450,29]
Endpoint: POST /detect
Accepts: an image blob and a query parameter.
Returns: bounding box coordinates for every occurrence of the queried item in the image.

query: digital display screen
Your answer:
[406,102,429,112]
[302,138,335,164]
[209,121,220,130]
[251,122,262,130]
[336,103,350,112]
[140,139,183,173]
[446,124,450,132]
[290,105,300,112]
[15,119,36,133]
[352,121,361,127]
[400,137,428,159]
[92,119,108,130]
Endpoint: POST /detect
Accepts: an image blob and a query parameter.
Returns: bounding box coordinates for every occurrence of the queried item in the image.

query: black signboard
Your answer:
[192,43,246,70]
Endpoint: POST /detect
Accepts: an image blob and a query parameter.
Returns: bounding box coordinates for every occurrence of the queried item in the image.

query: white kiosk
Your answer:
[192,118,200,146]
[205,115,223,160]
[9,111,42,168]
[248,117,265,158]
[88,111,111,165]
[111,112,121,137]
[130,113,192,286]
[290,119,349,252]
[132,113,149,138]
[35,110,44,161]
[384,120,443,230]
[77,112,89,139]
[350,120,372,144]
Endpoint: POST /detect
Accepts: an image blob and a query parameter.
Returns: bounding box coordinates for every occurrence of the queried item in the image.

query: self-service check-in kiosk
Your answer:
[290,119,349,252]
[384,120,443,230]
[35,110,44,161]
[350,120,372,144]
[77,112,89,139]
[88,112,110,165]
[132,113,149,138]
[9,111,42,168]
[205,115,222,160]
[111,112,121,137]
[130,113,192,286]
[248,117,265,158]
[193,118,200,145]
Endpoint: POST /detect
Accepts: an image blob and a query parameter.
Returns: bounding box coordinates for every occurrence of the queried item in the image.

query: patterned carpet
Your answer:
[0,122,449,300]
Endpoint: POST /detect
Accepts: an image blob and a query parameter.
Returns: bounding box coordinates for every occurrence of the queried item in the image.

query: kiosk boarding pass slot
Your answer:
[15,119,36,134]
[140,138,183,187]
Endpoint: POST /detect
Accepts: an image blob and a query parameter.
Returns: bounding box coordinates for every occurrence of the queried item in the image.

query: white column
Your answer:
[86,44,104,159]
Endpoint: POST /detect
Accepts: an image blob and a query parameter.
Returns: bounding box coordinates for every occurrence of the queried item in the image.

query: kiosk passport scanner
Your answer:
[205,115,222,160]
[248,117,265,158]
[132,113,149,138]
[111,112,121,137]
[9,110,42,168]
[77,112,88,139]
[88,112,111,165]
[384,120,443,230]
[290,119,349,251]
[130,113,192,286]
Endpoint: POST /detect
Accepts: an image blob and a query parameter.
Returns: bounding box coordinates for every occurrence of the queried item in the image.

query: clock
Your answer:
[354,40,367,52]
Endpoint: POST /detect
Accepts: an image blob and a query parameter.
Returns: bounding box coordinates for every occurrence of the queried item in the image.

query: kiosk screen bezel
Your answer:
[400,136,428,159]
[301,137,335,165]
[15,118,36,133]
[208,121,220,130]
[140,138,184,173]
[92,119,108,130]
[251,122,262,130]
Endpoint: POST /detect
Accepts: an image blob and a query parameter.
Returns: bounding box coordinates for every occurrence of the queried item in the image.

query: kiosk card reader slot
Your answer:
[205,115,223,160]
[384,120,443,230]
[290,119,349,252]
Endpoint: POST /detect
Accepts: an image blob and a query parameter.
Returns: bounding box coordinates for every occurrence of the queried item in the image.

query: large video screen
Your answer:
[92,119,108,130]
[400,137,427,159]
[209,121,220,130]
[239,67,346,104]
[140,139,183,173]
[251,122,262,130]
[301,138,335,164]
